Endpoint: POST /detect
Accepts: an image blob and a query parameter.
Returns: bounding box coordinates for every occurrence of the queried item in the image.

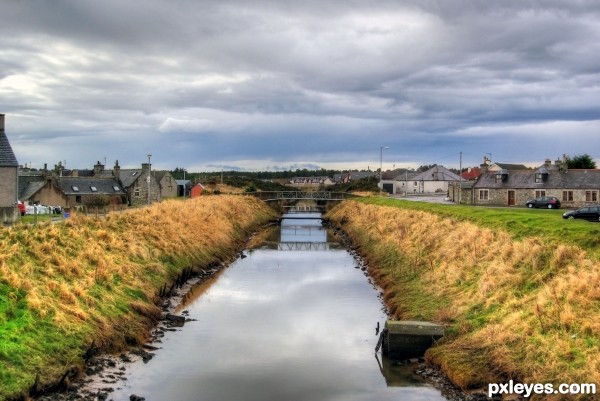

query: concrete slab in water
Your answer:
[381,320,444,359]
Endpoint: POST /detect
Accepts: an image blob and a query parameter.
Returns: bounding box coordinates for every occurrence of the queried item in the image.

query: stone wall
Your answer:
[0,166,18,206]
[0,206,19,225]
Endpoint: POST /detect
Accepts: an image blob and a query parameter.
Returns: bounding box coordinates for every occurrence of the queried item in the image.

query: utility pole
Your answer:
[147,154,152,205]
[379,146,389,195]
[458,151,462,204]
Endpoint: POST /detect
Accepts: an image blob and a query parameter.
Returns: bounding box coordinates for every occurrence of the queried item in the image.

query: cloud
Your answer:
[1,1,600,171]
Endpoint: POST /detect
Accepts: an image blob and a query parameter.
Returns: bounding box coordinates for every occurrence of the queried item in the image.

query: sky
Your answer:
[1,0,600,172]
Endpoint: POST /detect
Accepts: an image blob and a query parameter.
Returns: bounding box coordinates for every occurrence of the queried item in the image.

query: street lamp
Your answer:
[380,146,389,195]
[147,154,152,205]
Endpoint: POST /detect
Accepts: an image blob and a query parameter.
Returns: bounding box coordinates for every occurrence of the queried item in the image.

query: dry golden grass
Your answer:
[0,195,275,399]
[327,201,600,397]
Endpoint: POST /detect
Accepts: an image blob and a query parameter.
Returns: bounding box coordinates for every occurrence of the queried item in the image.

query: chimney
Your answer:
[93,161,104,175]
[113,160,121,177]
[544,159,551,167]
[142,163,151,171]
[0,114,4,131]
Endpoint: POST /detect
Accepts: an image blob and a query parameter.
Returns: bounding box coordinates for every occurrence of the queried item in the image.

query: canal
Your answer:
[107,212,447,401]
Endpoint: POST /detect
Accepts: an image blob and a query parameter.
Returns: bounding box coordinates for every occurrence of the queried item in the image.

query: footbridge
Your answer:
[247,191,359,212]
[248,191,358,202]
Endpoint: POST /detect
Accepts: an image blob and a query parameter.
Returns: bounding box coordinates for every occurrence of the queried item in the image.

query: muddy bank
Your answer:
[32,262,228,401]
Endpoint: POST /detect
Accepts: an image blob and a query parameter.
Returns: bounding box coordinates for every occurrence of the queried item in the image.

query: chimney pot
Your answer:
[0,114,4,131]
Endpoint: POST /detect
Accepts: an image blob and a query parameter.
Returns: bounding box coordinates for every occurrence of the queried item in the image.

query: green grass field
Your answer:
[359,198,600,259]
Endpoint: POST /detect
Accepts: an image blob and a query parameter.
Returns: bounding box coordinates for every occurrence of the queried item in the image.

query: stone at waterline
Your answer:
[376,320,444,359]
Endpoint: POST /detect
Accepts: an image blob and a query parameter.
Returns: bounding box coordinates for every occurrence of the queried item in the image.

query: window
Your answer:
[562,191,574,202]
[535,173,544,183]
[75,195,82,203]
[113,186,120,191]
[479,189,489,201]
[495,174,503,183]
[535,190,546,198]
[90,186,98,192]
[586,191,598,202]
[134,187,141,197]
[413,181,418,186]
[72,186,80,192]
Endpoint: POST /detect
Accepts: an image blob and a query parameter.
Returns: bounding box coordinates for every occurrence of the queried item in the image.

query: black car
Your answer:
[525,196,561,209]
[562,205,600,222]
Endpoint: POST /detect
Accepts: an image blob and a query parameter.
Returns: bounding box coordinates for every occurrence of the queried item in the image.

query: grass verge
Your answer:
[0,195,275,401]
[326,198,600,400]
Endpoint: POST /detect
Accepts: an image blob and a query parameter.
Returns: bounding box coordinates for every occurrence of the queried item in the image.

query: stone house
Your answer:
[449,157,600,208]
[472,167,600,208]
[0,114,20,223]
[154,171,178,198]
[19,170,127,210]
[19,159,161,208]
[28,177,126,210]
[98,162,160,206]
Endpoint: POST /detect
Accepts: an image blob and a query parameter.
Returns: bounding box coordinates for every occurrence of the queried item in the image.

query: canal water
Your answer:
[109,212,447,401]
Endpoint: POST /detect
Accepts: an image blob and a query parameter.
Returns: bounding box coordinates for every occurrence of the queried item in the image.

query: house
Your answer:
[18,167,127,210]
[96,161,161,206]
[190,183,205,198]
[448,156,532,204]
[0,114,20,223]
[460,167,482,181]
[408,165,461,194]
[380,170,418,195]
[333,171,376,184]
[289,176,334,187]
[154,170,178,198]
[473,166,600,208]
[448,157,600,207]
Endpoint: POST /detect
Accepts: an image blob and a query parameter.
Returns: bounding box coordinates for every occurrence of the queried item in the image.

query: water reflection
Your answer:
[110,213,446,401]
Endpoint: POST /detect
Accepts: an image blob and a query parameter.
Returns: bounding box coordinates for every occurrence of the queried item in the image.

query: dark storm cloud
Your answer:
[1,0,599,171]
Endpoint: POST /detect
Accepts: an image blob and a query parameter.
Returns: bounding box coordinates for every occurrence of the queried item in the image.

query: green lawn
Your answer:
[358,197,600,259]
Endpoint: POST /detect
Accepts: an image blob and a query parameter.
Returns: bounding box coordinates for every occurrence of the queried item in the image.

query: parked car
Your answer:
[525,196,561,209]
[562,205,600,222]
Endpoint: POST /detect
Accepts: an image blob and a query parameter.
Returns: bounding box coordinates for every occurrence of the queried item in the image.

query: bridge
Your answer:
[248,191,358,202]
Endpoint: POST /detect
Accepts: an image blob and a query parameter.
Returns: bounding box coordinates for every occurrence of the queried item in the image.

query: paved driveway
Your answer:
[389,194,455,204]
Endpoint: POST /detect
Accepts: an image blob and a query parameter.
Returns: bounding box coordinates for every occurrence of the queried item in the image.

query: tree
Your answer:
[567,154,596,169]
[417,164,437,172]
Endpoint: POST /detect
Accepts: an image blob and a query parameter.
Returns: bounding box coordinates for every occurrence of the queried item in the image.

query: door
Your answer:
[508,190,516,206]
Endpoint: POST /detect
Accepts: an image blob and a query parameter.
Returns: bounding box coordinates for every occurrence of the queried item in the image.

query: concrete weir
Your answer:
[376,320,445,359]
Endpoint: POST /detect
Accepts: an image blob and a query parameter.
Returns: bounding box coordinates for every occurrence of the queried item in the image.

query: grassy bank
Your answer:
[326,198,600,399]
[0,195,275,401]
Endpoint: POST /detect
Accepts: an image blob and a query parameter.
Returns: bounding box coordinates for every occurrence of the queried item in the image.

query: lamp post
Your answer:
[380,146,389,195]
[147,154,152,205]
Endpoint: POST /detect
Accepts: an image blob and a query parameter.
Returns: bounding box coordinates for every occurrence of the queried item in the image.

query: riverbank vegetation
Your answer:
[0,195,275,401]
[326,198,600,399]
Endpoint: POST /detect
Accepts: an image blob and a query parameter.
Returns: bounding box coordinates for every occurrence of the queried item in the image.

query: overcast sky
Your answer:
[1,1,599,172]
